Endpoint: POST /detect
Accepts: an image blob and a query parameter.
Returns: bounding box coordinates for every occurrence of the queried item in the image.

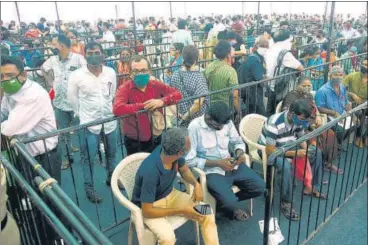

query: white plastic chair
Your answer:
[192,154,253,216]
[275,101,283,114]
[239,114,275,202]
[111,153,200,245]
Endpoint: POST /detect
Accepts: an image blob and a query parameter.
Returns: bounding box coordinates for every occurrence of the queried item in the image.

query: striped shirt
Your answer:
[258,111,305,148]
[204,59,238,107]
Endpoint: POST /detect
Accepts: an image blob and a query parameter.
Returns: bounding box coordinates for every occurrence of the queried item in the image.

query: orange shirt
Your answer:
[117,61,131,87]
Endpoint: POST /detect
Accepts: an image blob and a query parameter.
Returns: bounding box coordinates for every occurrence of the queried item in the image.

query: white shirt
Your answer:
[185,116,246,176]
[1,80,58,157]
[265,39,302,91]
[171,29,194,47]
[341,28,361,39]
[102,30,116,49]
[41,52,86,111]
[67,66,117,135]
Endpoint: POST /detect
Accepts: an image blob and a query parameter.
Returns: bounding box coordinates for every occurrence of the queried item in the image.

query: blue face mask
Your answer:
[133,73,150,88]
[292,114,309,129]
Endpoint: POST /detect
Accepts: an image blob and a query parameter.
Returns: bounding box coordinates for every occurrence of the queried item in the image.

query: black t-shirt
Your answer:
[131,146,186,206]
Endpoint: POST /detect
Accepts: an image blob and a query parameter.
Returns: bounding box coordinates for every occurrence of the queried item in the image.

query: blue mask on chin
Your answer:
[292,114,309,129]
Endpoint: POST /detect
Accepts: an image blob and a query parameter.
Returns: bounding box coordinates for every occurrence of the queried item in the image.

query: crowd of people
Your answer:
[1,12,367,245]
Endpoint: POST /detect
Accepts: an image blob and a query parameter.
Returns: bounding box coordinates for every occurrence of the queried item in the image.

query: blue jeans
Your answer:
[54,108,80,158]
[79,129,118,188]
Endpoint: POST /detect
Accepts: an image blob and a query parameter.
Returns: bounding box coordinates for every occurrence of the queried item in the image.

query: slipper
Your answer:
[303,190,327,199]
[280,202,299,221]
[233,209,249,221]
[325,164,344,175]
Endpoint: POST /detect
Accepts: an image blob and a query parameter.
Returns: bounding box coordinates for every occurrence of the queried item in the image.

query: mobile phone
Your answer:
[230,156,239,165]
[194,204,212,215]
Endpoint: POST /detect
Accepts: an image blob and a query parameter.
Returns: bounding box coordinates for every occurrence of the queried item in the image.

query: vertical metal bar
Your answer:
[263,158,275,245]
[55,2,60,23]
[289,2,292,21]
[242,2,245,17]
[14,2,21,27]
[256,2,260,35]
[169,2,173,19]
[131,1,138,54]
[115,4,118,21]
[323,2,329,28]
[323,2,335,84]
[184,2,187,17]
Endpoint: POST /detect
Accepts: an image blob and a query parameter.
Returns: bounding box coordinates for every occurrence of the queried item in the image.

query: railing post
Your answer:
[169,2,173,19]
[256,2,260,35]
[323,1,335,84]
[14,2,21,28]
[263,154,276,245]
[131,1,138,55]
[55,2,60,23]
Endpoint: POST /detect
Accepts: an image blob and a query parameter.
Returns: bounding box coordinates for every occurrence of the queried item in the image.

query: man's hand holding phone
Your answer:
[182,205,205,222]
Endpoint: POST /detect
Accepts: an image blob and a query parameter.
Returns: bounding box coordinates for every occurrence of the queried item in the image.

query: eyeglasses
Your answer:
[131,69,149,74]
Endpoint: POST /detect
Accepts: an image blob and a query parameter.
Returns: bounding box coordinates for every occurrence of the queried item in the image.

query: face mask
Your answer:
[71,39,77,45]
[121,55,131,62]
[360,66,367,74]
[52,48,59,55]
[230,40,237,46]
[330,77,342,86]
[297,86,312,94]
[86,55,103,66]
[292,114,309,129]
[133,73,150,88]
[1,77,23,94]
[170,56,176,62]
[257,47,267,56]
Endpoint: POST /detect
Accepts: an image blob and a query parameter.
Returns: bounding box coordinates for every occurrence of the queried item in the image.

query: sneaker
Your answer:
[85,188,103,203]
[61,160,70,170]
[71,146,79,152]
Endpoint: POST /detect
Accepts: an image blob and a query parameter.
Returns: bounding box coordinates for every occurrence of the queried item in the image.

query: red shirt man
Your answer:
[113,55,182,155]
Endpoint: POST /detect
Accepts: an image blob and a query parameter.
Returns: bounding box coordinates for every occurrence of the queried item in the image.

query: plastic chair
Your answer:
[192,154,253,216]
[239,114,275,202]
[275,101,283,114]
[111,153,200,245]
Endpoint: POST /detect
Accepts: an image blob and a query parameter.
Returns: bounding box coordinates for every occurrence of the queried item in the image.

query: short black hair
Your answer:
[57,34,71,48]
[280,20,289,27]
[273,30,291,43]
[103,22,109,28]
[1,55,24,72]
[178,19,187,29]
[84,41,104,54]
[297,75,311,85]
[214,40,231,60]
[290,99,313,118]
[208,102,232,124]
[300,45,319,58]
[172,43,184,53]
[130,55,151,70]
[217,30,228,41]
[227,31,238,40]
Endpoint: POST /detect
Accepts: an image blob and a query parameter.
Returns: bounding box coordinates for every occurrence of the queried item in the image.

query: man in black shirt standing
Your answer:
[237,36,269,116]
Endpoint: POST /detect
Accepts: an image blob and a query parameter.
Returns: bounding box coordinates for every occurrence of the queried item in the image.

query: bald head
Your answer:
[255,35,269,48]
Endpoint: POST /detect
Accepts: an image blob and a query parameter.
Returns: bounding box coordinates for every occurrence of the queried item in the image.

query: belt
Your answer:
[0,213,8,230]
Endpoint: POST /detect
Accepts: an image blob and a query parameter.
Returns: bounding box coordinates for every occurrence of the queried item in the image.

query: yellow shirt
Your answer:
[343,72,368,100]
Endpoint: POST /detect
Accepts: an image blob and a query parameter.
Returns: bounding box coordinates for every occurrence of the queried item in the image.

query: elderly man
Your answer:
[186,102,265,221]
[315,66,354,145]
[132,128,219,245]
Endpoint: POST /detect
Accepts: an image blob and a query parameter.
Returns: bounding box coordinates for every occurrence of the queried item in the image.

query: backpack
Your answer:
[271,49,299,101]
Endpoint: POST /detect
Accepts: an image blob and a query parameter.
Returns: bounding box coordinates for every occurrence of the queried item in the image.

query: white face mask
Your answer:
[257,47,268,57]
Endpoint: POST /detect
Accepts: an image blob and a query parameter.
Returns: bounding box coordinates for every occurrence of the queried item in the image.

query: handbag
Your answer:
[292,156,312,189]
[150,109,165,136]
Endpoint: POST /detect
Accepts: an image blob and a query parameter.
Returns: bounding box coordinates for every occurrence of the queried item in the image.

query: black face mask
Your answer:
[52,48,59,55]
[360,66,367,74]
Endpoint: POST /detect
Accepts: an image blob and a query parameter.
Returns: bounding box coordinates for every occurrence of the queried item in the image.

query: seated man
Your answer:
[343,60,368,147]
[186,102,265,221]
[315,66,354,145]
[132,128,219,245]
[258,99,326,221]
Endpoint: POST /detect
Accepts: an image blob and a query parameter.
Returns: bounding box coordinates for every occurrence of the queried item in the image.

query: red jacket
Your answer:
[113,79,182,141]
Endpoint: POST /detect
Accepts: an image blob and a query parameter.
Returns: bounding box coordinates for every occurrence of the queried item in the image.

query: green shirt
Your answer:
[204,59,238,107]
[343,72,368,100]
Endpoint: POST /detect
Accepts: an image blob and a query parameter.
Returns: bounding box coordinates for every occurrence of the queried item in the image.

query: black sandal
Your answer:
[280,201,299,221]
[303,190,328,199]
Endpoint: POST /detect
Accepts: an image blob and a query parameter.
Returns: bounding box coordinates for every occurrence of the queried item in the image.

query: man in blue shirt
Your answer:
[315,65,353,144]
[132,128,219,245]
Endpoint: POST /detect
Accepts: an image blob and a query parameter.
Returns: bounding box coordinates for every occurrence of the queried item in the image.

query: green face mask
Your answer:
[1,76,23,94]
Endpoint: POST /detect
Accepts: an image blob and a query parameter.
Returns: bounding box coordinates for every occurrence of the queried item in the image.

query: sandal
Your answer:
[355,138,365,148]
[280,201,299,221]
[233,209,249,221]
[325,163,344,175]
[303,190,328,199]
